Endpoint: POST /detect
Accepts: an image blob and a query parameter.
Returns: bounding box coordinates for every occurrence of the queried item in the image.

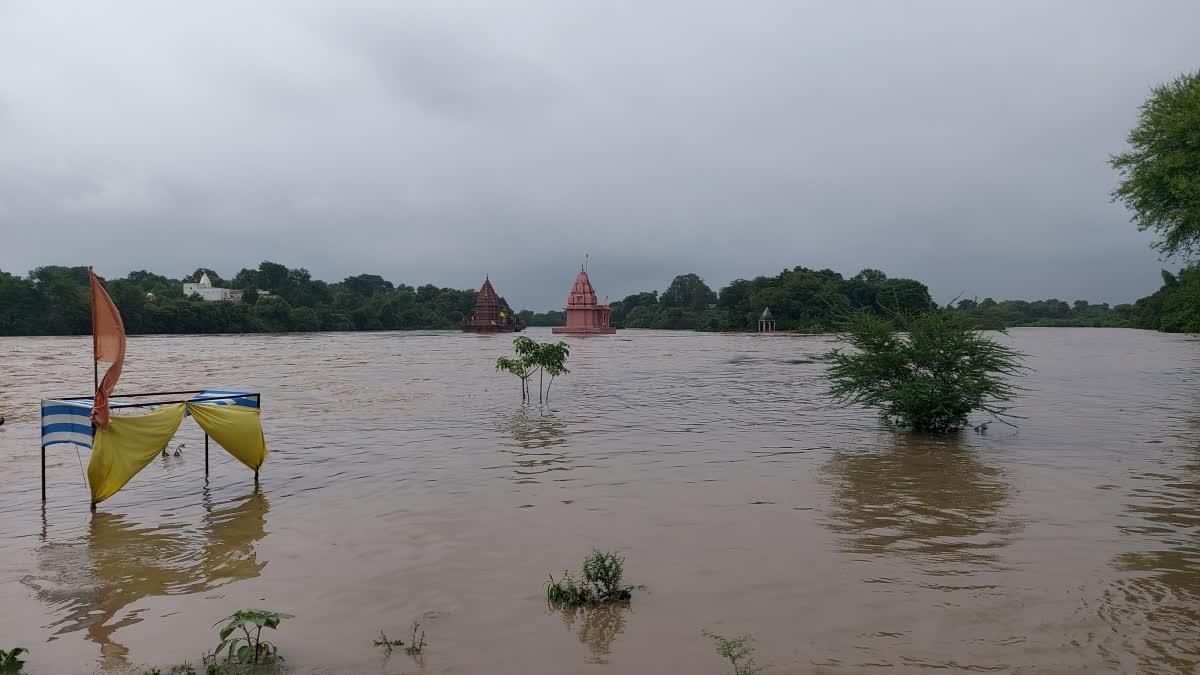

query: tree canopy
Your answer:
[1,260,1194,336]
[827,310,1027,432]
[1111,71,1200,258]
[0,261,479,336]
[610,268,933,332]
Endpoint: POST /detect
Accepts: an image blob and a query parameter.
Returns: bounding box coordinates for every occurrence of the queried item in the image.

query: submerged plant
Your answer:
[212,609,293,665]
[703,631,762,675]
[142,665,196,675]
[0,648,27,673]
[546,549,635,607]
[826,310,1027,432]
[373,622,427,657]
[405,622,427,656]
[373,630,404,655]
[497,336,571,403]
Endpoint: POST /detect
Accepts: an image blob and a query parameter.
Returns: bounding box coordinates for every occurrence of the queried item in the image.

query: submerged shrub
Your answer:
[703,631,762,675]
[547,549,635,607]
[826,310,1027,432]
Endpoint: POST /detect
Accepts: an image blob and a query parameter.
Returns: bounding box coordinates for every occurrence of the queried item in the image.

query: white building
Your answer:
[183,273,241,302]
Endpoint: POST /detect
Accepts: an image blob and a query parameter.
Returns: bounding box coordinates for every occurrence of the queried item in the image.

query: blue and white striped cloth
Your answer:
[39,399,95,449]
[188,390,260,408]
[40,390,259,449]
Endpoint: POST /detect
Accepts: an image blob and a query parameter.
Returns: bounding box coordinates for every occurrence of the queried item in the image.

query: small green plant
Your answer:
[496,336,571,403]
[0,648,27,673]
[703,631,762,675]
[373,622,427,657]
[212,609,293,665]
[546,549,634,607]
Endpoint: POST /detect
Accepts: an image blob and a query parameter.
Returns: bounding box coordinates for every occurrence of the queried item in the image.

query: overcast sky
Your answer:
[1,1,1197,310]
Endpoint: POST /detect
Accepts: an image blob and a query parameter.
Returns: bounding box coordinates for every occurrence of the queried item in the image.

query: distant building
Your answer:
[182,273,241,302]
[759,307,776,332]
[552,266,615,335]
[463,277,523,332]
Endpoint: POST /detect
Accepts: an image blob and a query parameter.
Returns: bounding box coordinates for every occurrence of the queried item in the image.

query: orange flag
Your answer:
[89,267,126,429]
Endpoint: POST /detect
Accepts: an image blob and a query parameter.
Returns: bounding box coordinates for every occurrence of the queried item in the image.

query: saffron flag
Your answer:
[89,267,126,429]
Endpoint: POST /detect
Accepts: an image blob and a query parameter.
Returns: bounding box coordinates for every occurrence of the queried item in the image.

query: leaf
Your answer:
[236,645,253,663]
[219,617,248,640]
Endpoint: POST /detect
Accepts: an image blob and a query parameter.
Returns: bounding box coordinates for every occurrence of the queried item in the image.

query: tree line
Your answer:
[0,262,480,335]
[1,260,1197,336]
[609,268,934,332]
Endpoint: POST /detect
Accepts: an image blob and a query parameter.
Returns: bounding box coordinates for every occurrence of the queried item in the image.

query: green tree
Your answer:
[660,273,717,310]
[496,336,571,403]
[827,310,1027,432]
[1111,71,1200,258]
[875,278,933,314]
[340,274,394,297]
[187,268,225,287]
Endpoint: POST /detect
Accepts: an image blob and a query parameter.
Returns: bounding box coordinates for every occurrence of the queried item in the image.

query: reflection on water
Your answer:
[556,602,630,664]
[24,490,269,668]
[498,411,570,484]
[1104,452,1200,672]
[824,434,1018,570]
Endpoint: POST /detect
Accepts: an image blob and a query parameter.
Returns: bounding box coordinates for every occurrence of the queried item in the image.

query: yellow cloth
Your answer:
[87,402,269,504]
[187,403,269,472]
[88,403,186,504]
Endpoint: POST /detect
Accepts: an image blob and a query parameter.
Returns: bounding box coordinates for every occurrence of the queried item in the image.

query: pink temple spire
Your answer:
[552,263,615,335]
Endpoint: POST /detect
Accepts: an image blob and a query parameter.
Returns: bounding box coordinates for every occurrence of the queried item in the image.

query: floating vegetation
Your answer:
[547,549,635,607]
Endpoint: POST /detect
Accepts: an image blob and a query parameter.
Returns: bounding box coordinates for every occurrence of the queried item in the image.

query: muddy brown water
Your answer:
[1,328,1199,674]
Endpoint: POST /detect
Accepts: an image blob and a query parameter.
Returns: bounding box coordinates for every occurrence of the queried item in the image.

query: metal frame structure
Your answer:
[40,389,262,503]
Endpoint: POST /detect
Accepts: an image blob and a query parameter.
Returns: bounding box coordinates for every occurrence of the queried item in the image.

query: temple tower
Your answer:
[463,277,523,332]
[553,266,615,335]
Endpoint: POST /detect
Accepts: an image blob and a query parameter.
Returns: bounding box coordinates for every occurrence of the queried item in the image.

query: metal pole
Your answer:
[41,445,46,501]
[91,267,98,394]
[255,394,261,484]
[205,434,209,477]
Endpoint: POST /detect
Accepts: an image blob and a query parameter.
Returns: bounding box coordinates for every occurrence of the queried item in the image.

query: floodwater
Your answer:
[1,328,1199,674]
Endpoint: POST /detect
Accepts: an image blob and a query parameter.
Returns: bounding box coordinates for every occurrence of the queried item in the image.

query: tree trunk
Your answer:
[539,369,544,404]
[546,376,555,402]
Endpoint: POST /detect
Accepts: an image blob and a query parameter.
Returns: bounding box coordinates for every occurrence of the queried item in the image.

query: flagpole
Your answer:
[89,267,97,511]
[89,267,98,394]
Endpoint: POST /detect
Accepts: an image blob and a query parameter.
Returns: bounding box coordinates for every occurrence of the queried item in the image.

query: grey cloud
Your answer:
[0,0,1196,310]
